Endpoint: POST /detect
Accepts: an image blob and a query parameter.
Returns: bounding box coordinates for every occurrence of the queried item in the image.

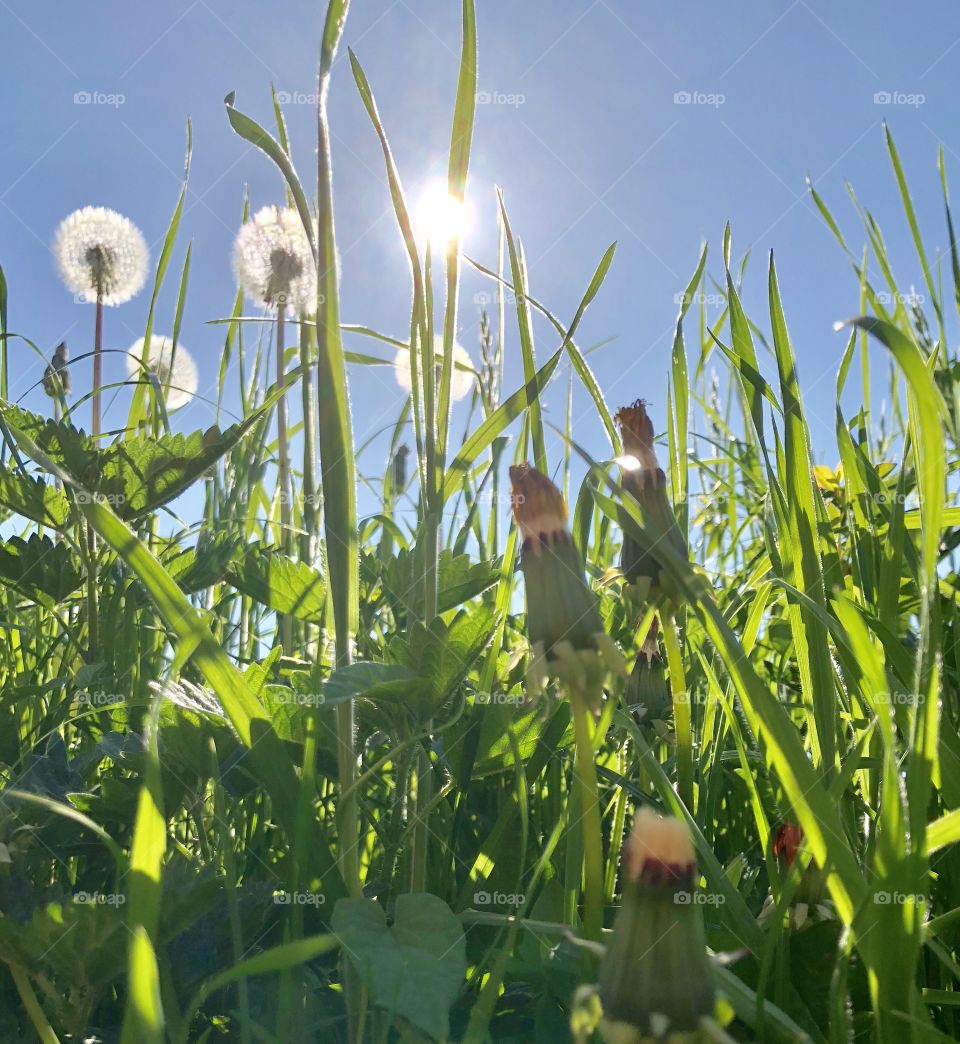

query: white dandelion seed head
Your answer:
[233,205,317,316]
[393,336,475,403]
[126,335,199,410]
[53,206,148,306]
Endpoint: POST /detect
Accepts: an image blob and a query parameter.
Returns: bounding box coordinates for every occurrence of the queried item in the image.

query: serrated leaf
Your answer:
[384,546,498,617]
[0,467,70,528]
[322,662,419,707]
[226,543,326,622]
[0,533,83,605]
[97,425,243,519]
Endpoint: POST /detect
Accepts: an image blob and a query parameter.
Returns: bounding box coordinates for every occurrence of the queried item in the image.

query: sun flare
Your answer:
[417,178,472,248]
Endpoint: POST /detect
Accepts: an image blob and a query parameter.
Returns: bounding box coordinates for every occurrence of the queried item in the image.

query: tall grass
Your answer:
[1,3,960,1042]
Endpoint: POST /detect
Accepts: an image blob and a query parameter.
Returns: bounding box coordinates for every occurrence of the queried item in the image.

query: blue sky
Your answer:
[1,0,958,516]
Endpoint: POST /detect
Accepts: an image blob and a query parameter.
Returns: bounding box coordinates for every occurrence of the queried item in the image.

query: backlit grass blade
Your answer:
[128,123,191,432]
[224,94,315,260]
[498,190,547,472]
[441,347,563,503]
[884,123,945,345]
[768,254,838,772]
[437,0,477,458]
[316,0,361,899]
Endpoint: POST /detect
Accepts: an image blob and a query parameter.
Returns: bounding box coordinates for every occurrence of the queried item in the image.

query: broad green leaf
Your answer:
[333,893,466,1041]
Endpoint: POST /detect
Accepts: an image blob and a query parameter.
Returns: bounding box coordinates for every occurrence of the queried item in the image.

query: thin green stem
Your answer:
[570,689,604,942]
[8,965,59,1044]
[663,614,694,811]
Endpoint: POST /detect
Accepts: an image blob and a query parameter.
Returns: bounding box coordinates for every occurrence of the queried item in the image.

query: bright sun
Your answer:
[417,178,472,248]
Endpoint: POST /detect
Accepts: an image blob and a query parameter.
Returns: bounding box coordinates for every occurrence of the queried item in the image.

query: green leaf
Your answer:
[0,534,83,606]
[97,425,246,519]
[0,467,70,528]
[333,893,466,1041]
[322,662,419,707]
[227,543,326,622]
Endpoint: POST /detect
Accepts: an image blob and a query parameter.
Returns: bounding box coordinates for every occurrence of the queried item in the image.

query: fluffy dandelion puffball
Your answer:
[53,206,148,306]
[126,336,199,410]
[233,205,317,315]
[394,336,475,402]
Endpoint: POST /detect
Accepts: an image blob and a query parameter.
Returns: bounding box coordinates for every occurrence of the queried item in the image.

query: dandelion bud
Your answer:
[613,400,686,590]
[392,444,410,490]
[599,808,715,1036]
[509,463,626,700]
[42,342,71,398]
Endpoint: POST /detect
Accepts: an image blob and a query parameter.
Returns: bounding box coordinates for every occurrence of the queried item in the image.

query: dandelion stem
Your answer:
[663,614,693,811]
[570,688,604,942]
[276,307,292,650]
[86,292,103,658]
[92,292,103,437]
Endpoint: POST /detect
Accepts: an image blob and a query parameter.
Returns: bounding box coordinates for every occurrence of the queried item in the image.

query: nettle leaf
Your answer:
[159,534,240,593]
[97,425,242,519]
[322,662,419,707]
[384,547,498,616]
[422,605,498,705]
[0,467,70,528]
[332,893,466,1041]
[0,900,127,1029]
[0,404,99,485]
[0,533,83,606]
[226,543,326,622]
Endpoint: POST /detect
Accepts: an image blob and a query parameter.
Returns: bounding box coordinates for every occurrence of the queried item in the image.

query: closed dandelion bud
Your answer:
[614,400,687,591]
[599,808,715,1037]
[509,463,626,700]
[42,342,71,398]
